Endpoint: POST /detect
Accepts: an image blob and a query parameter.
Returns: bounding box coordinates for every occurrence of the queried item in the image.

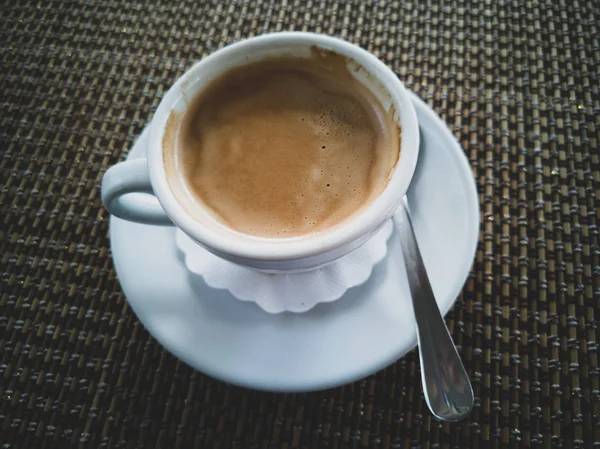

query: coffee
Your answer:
[164,53,400,238]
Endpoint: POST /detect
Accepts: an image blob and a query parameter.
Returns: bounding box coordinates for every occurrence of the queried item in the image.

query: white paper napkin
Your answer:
[176,220,394,313]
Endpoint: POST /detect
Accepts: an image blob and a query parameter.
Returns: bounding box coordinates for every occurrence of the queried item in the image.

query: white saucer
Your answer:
[110,92,480,392]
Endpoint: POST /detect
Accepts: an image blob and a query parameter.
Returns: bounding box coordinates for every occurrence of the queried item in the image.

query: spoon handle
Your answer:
[396,202,474,422]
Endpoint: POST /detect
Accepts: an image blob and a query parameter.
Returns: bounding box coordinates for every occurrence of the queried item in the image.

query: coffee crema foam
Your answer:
[164,52,400,238]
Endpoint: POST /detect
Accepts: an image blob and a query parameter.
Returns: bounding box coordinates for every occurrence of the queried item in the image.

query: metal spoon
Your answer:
[396,199,474,422]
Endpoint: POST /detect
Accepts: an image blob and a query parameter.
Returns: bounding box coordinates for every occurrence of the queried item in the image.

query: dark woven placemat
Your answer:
[1,0,599,447]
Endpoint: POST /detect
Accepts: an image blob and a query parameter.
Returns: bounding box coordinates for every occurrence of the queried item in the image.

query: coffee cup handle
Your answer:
[101,158,172,225]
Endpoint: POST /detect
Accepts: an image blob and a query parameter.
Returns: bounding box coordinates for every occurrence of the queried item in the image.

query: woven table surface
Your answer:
[1,0,599,447]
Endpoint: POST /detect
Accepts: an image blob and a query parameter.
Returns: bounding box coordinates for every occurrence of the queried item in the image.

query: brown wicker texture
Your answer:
[1,0,599,447]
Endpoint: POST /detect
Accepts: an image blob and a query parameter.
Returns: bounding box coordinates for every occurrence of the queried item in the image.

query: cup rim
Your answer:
[148,32,419,262]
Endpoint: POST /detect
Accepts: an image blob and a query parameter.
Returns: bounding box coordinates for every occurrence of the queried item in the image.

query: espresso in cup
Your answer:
[163,51,401,238]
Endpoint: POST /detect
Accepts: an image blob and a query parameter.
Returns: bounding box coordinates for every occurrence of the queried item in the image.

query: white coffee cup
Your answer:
[101,32,419,272]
